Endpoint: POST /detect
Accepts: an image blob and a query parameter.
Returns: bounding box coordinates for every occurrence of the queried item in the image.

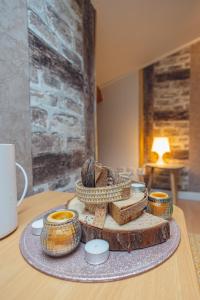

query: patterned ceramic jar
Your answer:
[40,209,81,257]
[147,191,173,220]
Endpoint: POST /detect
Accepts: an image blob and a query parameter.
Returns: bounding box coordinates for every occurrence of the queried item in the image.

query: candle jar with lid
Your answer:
[40,209,81,257]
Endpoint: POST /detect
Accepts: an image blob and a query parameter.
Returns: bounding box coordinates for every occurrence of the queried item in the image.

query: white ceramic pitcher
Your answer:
[0,144,28,239]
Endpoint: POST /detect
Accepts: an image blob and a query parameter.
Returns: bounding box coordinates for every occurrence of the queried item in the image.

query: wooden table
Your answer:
[0,192,199,300]
[146,163,184,204]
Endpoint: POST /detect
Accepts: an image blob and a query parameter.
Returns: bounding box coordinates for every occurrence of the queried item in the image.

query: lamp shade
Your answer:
[151,137,170,155]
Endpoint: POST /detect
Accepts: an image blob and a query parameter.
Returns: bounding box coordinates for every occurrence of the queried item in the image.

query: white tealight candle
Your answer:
[85,239,109,265]
[131,182,146,192]
[31,219,43,236]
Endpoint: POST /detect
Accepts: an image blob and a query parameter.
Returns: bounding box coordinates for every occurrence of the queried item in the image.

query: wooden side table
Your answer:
[146,163,184,204]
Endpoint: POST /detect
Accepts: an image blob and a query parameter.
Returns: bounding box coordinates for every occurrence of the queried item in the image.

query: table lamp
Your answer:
[151,137,170,165]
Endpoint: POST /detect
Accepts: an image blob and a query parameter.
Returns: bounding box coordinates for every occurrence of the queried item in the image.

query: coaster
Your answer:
[19,205,181,283]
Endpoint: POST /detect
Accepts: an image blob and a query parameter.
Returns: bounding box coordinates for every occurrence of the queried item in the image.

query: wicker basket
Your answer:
[76,176,131,214]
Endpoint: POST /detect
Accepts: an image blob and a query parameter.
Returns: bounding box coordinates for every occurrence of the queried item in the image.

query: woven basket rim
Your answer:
[76,177,131,191]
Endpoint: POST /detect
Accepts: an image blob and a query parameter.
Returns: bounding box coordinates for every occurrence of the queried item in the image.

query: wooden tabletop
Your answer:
[146,162,185,170]
[0,191,199,300]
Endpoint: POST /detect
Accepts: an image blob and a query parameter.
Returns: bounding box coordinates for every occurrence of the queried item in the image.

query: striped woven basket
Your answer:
[76,177,131,214]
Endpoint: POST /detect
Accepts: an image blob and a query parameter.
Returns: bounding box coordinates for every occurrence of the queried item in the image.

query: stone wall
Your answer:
[143,48,190,190]
[28,0,96,192]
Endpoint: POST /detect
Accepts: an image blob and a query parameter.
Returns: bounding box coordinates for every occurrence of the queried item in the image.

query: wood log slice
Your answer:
[109,192,148,225]
[67,197,170,252]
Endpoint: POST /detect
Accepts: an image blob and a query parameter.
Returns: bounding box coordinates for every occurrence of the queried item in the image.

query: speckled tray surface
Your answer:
[19,205,181,283]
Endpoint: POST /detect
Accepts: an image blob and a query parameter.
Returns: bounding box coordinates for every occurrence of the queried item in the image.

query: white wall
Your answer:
[97,72,139,173]
[92,0,200,85]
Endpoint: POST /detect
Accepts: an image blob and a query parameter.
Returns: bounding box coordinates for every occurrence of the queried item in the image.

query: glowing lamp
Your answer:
[151,137,170,165]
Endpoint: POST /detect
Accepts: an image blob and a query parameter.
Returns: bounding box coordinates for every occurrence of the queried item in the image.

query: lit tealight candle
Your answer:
[31,219,43,236]
[47,210,75,223]
[85,239,109,265]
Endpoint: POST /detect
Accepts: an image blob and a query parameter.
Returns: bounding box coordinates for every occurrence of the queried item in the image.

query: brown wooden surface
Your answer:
[0,191,199,300]
[178,199,200,234]
[146,162,184,170]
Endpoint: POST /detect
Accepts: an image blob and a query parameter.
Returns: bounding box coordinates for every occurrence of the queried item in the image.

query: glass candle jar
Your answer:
[40,209,81,257]
[147,191,173,220]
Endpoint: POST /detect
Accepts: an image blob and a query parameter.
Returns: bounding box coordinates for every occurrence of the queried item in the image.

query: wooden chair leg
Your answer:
[170,171,177,205]
[147,167,154,192]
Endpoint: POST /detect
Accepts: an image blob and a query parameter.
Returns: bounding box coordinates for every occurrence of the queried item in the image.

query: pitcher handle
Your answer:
[16,162,28,207]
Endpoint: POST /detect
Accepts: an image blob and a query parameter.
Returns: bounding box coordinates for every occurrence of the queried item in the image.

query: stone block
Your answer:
[33,150,85,184]
[31,107,48,129]
[153,110,189,121]
[172,150,189,160]
[45,0,83,40]
[46,0,74,25]
[162,128,178,135]
[68,0,82,19]
[30,90,58,107]
[49,113,79,134]
[68,98,83,114]
[60,97,83,114]
[67,136,85,152]
[47,168,81,192]
[32,182,49,194]
[29,31,84,89]
[74,37,83,57]
[154,48,190,75]
[28,9,58,52]
[49,175,71,190]
[61,46,82,71]
[32,132,66,156]
[155,69,190,82]
[43,70,61,89]
[45,4,72,46]
[61,85,84,102]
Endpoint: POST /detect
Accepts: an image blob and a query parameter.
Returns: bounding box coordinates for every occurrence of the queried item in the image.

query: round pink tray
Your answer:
[19,205,180,283]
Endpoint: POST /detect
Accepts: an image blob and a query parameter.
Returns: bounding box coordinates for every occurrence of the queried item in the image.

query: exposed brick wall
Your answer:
[28,0,95,192]
[143,48,190,190]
